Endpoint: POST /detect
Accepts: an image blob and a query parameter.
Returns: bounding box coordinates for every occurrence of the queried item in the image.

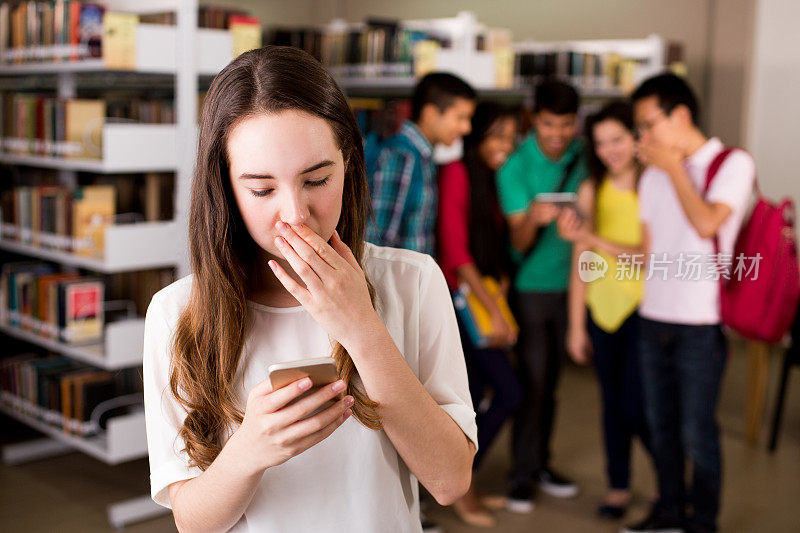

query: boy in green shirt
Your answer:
[496,79,587,511]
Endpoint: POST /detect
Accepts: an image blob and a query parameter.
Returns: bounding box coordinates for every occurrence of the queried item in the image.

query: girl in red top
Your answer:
[437,103,523,527]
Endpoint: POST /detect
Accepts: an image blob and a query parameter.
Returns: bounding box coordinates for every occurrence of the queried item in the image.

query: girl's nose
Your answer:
[279,192,309,226]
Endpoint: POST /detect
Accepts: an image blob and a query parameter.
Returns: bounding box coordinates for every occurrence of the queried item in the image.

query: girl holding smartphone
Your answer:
[558,101,653,519]
[143,46,476,533]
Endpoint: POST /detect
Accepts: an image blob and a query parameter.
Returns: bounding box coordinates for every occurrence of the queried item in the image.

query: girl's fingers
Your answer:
[284,405,352,455]
[280,394,353,443]
[331,230,361,271]
[258,376,314,414]
[290,223,348,271]
[268,259,312,303]
[274,235,323,289]
[277,222,338,274]
[275,379,349,426]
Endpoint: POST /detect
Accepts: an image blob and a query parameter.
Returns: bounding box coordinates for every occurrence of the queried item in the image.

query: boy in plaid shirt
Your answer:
[367,72,476,255]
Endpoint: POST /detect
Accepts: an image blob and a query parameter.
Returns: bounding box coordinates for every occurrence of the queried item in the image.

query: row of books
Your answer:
[0,184,115,255]
[140,4,255,30]
[269,22,447,78]
[0,262,103,344]
[349,97,412,142]
[0,353,142,436]
[0,1,262,65]
[1,94,174,160]
[514,45,684,94]
[0,1,104,64]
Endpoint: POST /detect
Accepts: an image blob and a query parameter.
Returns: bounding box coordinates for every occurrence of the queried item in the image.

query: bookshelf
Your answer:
[0,122,178,172]
[0,0,233,527]
[0,220,179,271]
[0,318,144,370]
[0,394,145,464]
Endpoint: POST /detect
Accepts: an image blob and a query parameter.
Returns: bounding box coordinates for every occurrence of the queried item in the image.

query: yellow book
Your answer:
[457,277,519,347]
[229,15,261,58]
[71,185,115,256]
[102,12,139,70]
[65,99,105,159]
[413,40,441,78]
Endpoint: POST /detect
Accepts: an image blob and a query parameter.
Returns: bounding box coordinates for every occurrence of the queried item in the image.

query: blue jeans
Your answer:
[587,313,651,491]
[458,316,523,469]
[639,316,727,532]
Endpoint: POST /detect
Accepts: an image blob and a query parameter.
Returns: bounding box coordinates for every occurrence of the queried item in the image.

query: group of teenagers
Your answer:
[143,45,755,533]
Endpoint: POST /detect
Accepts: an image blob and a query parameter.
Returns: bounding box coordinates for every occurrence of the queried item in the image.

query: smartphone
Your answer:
[533,192,586,221]
[534,192,579,205]
[267,357,343,413]
[268,357,340,390]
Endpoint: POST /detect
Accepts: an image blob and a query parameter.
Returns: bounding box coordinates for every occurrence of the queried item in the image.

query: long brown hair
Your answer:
[170,46,381,471]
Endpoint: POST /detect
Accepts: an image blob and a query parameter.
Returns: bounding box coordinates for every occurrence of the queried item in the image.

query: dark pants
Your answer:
[587,312,651,490]
[510,291,567,489]
[459,326,523,469]
[639,316,727,532]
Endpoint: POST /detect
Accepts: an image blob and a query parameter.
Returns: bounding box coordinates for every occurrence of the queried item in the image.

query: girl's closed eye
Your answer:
[250,188,273,197]
[307,176,330,188]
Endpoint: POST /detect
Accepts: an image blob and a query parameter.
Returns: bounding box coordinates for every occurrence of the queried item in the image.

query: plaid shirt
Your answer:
[366,121,437,256]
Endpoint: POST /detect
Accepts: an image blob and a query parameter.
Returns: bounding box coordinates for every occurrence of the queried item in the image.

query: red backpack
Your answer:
[704,148,800,343]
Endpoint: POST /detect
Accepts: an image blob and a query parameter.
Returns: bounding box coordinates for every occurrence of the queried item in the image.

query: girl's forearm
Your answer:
[170,431,264,533]
[347,324,474,506]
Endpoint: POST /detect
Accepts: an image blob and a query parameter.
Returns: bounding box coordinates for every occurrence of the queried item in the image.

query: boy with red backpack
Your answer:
[624,74,755,533]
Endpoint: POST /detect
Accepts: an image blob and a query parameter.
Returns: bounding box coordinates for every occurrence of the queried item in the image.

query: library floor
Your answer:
[2,341,798,533]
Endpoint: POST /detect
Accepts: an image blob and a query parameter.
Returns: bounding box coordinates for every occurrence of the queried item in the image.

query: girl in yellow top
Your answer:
[558,102,654,520]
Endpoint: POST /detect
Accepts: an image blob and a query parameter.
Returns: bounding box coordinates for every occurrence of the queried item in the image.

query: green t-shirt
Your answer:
[497,133,588,292]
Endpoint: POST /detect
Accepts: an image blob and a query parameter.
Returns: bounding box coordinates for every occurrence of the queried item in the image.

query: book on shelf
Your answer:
[0,177,174,255]
[58,276,103,343]
[101,11,138,70]
[514,40,684,95]
[0,1,106,64]
[228,14,261,58]
[349,97,412,142]
[71,184,115,255]
[1,353,142,436]
[1,261,103,343]
[0,92,177,159]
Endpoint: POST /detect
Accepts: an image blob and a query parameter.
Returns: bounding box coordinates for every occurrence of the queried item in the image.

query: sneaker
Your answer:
[537,468,579,498]
[506,485,535,514]
[622,507,684,533]
[420,512,442,533]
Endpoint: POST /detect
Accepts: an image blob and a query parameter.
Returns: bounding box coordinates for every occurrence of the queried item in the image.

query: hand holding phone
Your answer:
[231,358,353,472]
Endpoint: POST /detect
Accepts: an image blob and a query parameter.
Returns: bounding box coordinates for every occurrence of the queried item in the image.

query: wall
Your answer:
[707,0,756,146]
[746,0,800,206]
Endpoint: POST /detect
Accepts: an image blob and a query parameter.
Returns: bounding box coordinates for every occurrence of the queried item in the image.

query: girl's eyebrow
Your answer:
[238,159,335,180]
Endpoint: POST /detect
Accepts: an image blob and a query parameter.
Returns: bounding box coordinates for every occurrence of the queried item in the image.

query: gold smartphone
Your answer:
[267,357,340,390]
[267,357,343,413]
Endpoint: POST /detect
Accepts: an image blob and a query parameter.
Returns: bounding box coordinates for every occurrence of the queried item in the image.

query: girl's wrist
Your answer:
[342,313,391,362]
[226,425,269,477]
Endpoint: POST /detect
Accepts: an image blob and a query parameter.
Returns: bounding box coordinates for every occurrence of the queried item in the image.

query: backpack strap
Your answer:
[702,147,736,256]
[520,152,583,259]
[702,147,736,197]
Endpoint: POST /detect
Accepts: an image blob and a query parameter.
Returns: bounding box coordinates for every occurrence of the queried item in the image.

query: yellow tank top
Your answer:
[585,178,643,333]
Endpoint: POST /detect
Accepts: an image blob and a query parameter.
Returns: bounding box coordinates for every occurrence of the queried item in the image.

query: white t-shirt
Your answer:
[638,137,755,324]
[142,243,477,533]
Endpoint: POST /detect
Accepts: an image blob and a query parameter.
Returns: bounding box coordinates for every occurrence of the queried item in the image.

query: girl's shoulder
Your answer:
[363,243,441,296]
[146,275,193,323]
[363,242,435,278]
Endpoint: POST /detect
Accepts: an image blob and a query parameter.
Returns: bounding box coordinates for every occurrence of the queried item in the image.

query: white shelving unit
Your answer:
[0,221,181,272]
[0,318,145,370]
[512,34,668,96]
[0,0,222,527]
[1,123,178,172]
